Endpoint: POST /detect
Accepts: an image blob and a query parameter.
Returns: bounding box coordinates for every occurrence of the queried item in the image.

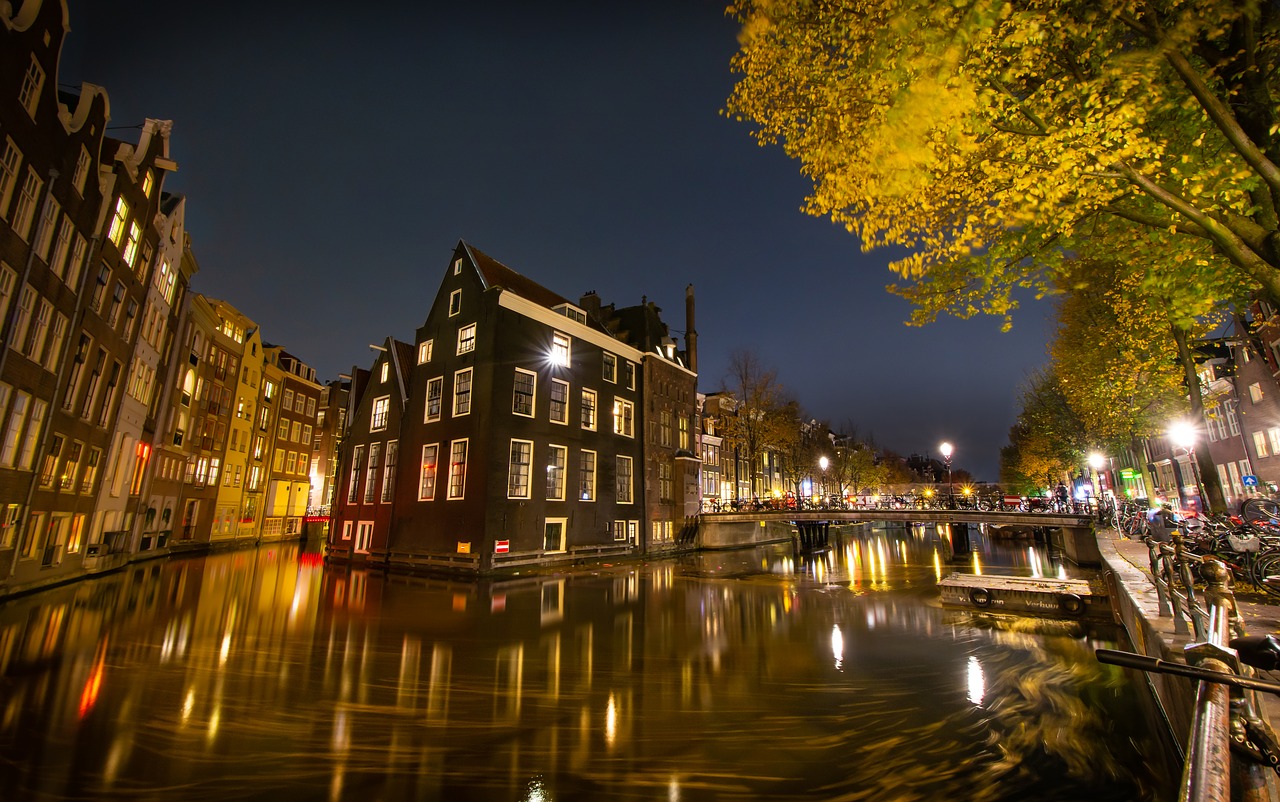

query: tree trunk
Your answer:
[1172,322,1228,514]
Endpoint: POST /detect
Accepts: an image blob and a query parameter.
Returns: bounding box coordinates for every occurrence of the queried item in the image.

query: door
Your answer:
[543,518,566,553]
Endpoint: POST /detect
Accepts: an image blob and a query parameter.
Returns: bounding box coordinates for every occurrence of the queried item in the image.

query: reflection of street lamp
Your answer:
[939,442,954,508]
[819,456,829,501]
[1169,421,1203,512]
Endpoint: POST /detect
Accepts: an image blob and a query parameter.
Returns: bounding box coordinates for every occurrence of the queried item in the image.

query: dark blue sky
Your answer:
[59,0,1052,480]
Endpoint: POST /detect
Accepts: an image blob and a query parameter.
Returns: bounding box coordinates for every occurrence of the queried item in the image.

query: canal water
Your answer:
[0,523,1176,801]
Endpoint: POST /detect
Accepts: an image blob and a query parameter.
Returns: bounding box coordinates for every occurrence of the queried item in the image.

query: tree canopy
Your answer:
[726,0,1278,326]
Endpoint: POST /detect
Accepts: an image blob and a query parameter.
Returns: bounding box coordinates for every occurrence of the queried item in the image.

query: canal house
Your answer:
[329,240,699,573]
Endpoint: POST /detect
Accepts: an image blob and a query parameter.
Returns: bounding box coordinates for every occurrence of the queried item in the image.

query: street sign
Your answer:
[1244,475,1260,487]
[495,540,510,553]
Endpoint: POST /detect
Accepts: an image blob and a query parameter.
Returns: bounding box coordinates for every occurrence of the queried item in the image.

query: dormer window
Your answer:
[554,303,587,325]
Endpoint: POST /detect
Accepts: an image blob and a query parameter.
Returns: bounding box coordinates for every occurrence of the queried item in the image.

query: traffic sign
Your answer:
[1244,475,1260,487]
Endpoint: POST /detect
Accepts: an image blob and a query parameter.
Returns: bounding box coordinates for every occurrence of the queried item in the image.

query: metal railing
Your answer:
[1125,534,1280,802]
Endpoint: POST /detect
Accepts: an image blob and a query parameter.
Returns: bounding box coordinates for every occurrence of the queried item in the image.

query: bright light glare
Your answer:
[1169,420,1196,450]
[967,656,986,705]
[939,441,953,459]
[831,624,844,670]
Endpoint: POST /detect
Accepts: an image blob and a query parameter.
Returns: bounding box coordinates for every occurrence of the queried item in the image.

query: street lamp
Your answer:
[1088,452,1105,499]
[1168,420,1203,512]
[939,442,954,508]
[819,456,829,503]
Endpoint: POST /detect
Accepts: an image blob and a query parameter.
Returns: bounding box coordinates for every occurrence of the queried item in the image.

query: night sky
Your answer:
[57,1,1052,481]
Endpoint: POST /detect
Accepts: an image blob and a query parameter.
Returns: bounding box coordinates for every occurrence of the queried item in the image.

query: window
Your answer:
[39,434,61,487]
[579,450,596,501]
[418,339,433,364]
[19,55,44,117]
[581,388,597,430]
[0,139,19,219]
[277,418,290,439]
[154,258,176,304]
[365,444,381,503]
[1255,431,1269,459]
[613,521,629,542]
[108,197,129,246]
[49,217,72,281]
[623,361,635,389]
[603,352,617,383]
[371,395,390,431]
[1251,382,1265,404]
[679,416,690,450]
[457,323,476,354]
[453,368,472,416]
[282,388,294,410]
[659,461,672,503]
[380,361,390,383]
[382,441,397,503]
[1270,427,1280,457]
[513,369,536,416]
[306,397,316,417]
[449,289,461,316]
[291,421,302,441]
[73,146,91,194]
[659,410,672,447]
[613,398,634,437]
[11,168,40,240]
[107,281,125,326]
[1227,401,1241,436]
[141,170,154,198]
[425,376,443,422]
[44,313,67,373]
[302,424,312,445]
[552,331,571,367]
[34,197,58,261]
[294,393,306,413]
[549,379,568,424]
[347,445,363,503]
[0,264,14,326]
[9,285,33,354]
[67,234,86,290]
[546,445,567,500]
[122,222,141,269]
[508,440,532,498]
[25,298,51,363]
[419,444,439,500]
[447,439,468,499]
[616,456,633,503]
[81,448,100,494]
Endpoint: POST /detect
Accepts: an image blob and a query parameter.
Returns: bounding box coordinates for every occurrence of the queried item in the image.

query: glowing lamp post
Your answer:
[819,456,829,503]
[939,442,954,508]
[1088,452,1105,500]
[1169,421,1203,512]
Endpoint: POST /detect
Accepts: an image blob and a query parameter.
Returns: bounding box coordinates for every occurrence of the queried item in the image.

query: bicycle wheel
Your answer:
[1242,497,1280,526]
[1251,549,1280,598]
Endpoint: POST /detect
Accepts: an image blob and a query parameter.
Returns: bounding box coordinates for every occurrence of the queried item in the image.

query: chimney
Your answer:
[685,284,697,374]
[579,291,601,320]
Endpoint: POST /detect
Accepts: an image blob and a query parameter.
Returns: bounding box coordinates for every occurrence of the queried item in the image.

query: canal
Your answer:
[0,522,1176,801]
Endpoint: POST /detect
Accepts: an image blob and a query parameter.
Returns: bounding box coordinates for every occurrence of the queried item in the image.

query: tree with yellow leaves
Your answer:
[726,0,1276,324]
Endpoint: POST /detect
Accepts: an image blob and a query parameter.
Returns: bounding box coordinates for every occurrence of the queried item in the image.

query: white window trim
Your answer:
[370,395,390,432]
[425,376,443,423]
[616,455,633,504]
[452,368,472,417]
[549,378,569,425]
[513,367,537,418]
[449,288,462,317]
[580,449,596,502]
[508,439,533,499]
[418,442,439,501]
[581,388,597,431]
[546,444,567,501]
[418,339,433,364]
[457,322,476,355]
[447,438,469,500]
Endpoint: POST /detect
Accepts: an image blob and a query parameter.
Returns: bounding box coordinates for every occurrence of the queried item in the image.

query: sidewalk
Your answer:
[1097,527,1280,738]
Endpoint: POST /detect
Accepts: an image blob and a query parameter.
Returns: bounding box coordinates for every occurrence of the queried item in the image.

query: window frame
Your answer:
[512,368,536,417]
[452,368,473,417]
[546,444,567,501]
[508,439,533,499]
[457,323,476,355]
[616,455,633,504]
[580,388,597,430]
[370,395,390,431]
[418,443,439,500]
[447,438,469,500]
[425,376,443,422]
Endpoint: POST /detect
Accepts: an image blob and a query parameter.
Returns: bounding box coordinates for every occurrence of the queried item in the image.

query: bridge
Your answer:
[697,508,1102,565]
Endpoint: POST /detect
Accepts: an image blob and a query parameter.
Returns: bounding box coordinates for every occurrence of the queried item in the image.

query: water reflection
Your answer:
[0,528,1173,801]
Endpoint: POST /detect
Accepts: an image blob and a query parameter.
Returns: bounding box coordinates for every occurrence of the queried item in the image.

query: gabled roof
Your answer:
[390,338,415,405]
[463,241,571,311]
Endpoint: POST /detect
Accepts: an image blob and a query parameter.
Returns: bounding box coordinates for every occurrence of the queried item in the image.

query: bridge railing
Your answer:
[1138,535,1278,802]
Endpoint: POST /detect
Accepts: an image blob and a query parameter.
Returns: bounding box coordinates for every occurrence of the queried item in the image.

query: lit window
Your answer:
[11,168,41,240]
[453,258,463,275]
[546,445,566,500]
[418,339,433,364]
[549,379,568,424]
[425,376,443,422]
[581,388,597,430]
[613,398,634,437]
[453,368,472,416]
[141,171,154,198]
[551,331,570,367]
[371,396,390,431]
[419,443,439,500]
[381,441,397,503]
[1251,382,1264,404]
[616,456,633,504]
[513,369,535,416]
[603,352,617,383]
[108,197,129,246]
[1254,431,1269,458]
[457,323,476,354]
[380,361,389,383]
[122,222,141,268]
[447,439,468,499]
[508,440,532,498]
